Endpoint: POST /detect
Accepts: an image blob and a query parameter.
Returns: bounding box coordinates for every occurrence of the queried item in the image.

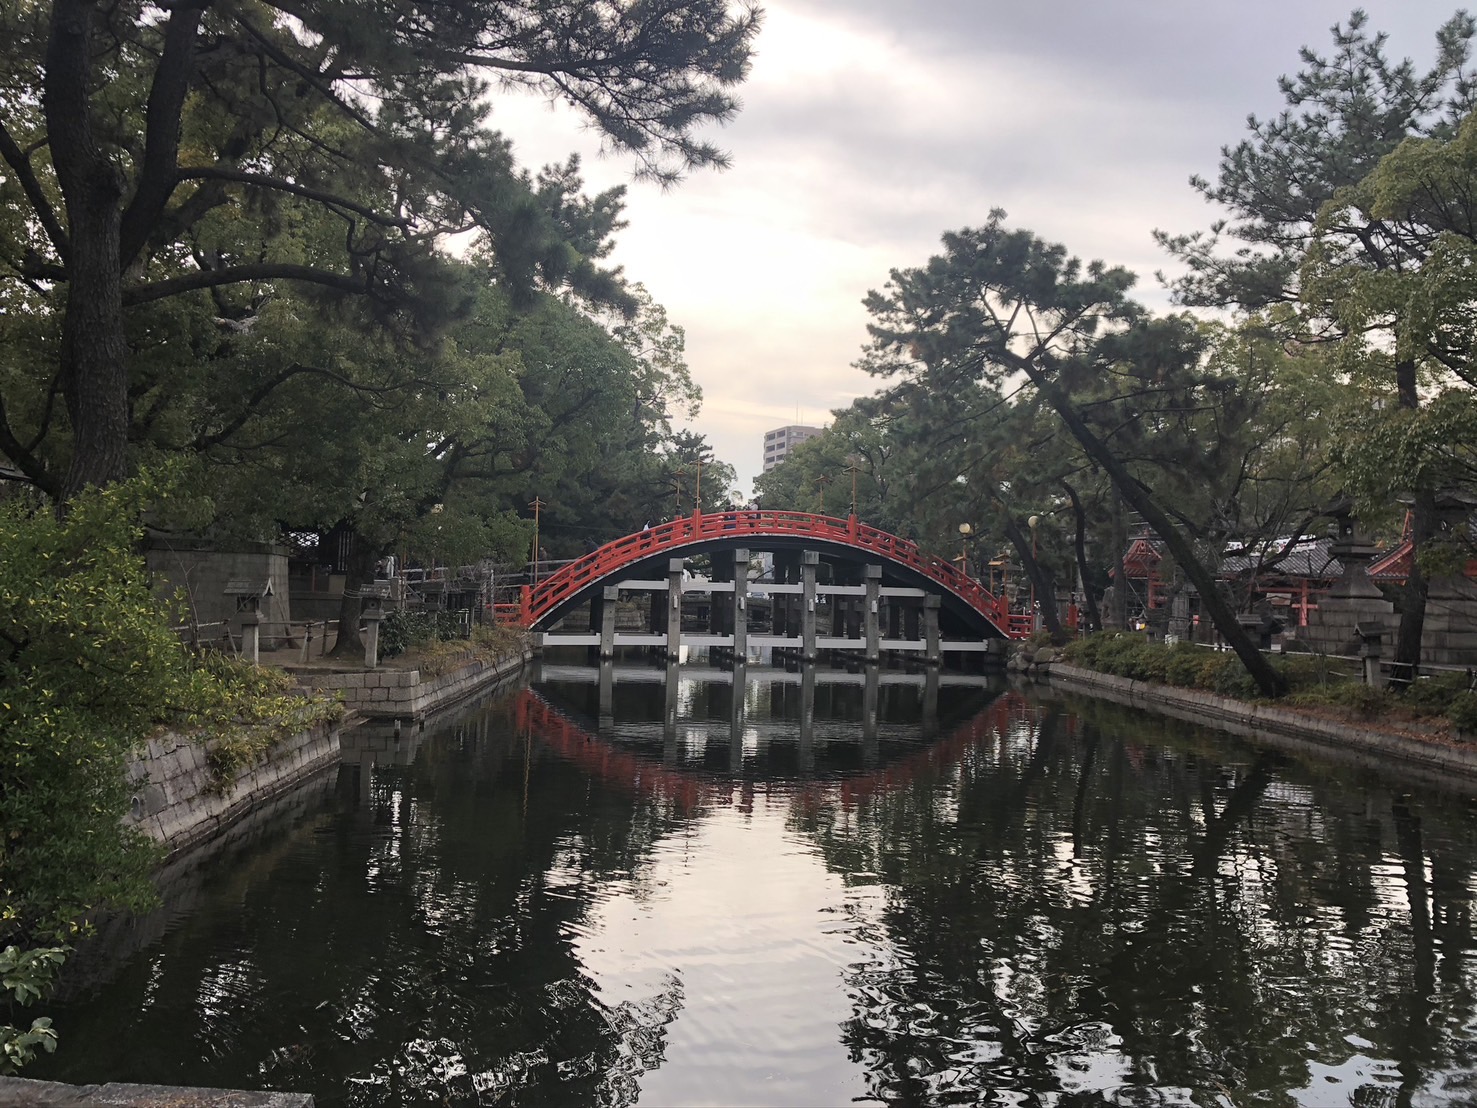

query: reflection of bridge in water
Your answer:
[339,658,1035,814]
[522,659,1029,809]
[496,511,1033,663]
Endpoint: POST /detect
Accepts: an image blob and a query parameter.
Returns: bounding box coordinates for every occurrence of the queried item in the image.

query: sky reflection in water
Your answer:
[33,659,1477,1106]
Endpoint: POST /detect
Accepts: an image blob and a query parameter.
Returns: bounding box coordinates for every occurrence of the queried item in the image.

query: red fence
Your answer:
[498,510,1020,637]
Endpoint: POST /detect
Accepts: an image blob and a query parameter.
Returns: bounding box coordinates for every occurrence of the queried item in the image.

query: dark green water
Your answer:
[32,661,1477,1106]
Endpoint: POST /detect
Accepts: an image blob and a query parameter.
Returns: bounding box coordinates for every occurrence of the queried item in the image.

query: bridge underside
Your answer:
[529,529,1014,665]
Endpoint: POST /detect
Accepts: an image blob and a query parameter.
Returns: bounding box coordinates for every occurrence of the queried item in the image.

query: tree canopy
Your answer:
[0,0,759,496]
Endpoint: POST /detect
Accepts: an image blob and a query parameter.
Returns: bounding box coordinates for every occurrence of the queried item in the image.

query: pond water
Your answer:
[32,659,1477,1106]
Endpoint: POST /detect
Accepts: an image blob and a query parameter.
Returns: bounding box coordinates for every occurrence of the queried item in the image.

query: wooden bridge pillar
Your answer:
[923,594,941,666]
[598,585,618,659]
[801,550,819,663]
[864,564,882,664]
[729,548,748,660]
[665,558,685,659]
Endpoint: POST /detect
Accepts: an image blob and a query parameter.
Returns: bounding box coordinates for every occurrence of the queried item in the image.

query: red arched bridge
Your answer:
[493,510,1033,646]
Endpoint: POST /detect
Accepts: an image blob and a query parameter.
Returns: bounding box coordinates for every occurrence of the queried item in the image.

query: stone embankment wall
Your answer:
[0,1077,312,1106]
[292,647,531,719]
[1044,661,1477,783]
[127,649,529,859]
[125,720,343,858]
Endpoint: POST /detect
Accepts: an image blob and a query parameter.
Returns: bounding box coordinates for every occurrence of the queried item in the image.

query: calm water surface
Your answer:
[34,660,1477,1106]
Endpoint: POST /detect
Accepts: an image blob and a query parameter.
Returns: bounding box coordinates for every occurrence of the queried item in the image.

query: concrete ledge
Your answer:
[1044,662,1477,783]
[0,1076,312,1105]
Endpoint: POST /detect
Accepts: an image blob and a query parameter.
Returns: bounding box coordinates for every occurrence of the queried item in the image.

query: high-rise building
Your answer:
[762,424,824,471]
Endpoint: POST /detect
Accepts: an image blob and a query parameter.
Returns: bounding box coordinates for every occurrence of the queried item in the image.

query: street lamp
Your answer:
[958,522,973,576]
[1027,514,1041,631]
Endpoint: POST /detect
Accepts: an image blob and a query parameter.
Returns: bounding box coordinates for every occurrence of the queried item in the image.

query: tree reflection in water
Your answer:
[790,694,1477,1105]
[34,665,1477,1107]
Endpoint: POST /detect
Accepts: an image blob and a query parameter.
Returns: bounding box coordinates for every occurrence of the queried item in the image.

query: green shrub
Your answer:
[379,609,470,658]
[1288,682,1390,719]
[1400,672,1472,715]
[1446,691,1477,734]
[0,476,338,1071]
[1162,643,1208,688]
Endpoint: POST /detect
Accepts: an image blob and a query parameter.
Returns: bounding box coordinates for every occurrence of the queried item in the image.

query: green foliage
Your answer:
[1065,633,1477,732]
[1,481,178,941]
[0,476,339,937]
[1446,691,1477,733]
[1064,633,1335,699]
[379,610,471,659]
[0,943,64,1074]
[195,656,344,795]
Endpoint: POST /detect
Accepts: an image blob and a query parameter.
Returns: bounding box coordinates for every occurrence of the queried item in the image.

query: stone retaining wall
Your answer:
[292,648,531,719]
[0,1077,312,1106]
[124,720,344,858]
[1044,662,1477,782]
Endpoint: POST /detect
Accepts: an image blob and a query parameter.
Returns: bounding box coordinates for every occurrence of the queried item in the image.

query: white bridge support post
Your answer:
[801,550,819,663]
[666,557,684,660]
[599,585,618,659]
[924,594,942,666]
[864,564,882,664]
[729,548,749,660]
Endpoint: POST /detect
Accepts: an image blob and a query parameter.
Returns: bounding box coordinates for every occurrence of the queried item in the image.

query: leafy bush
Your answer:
[1447,691,1477,733]
[0,477,338,1069]
[379,609,470,658]
[1400,672,1472,714]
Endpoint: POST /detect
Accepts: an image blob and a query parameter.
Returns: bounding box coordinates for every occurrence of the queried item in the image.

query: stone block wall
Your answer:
[125,721,343,857]
[293,649,529,719]
[146,538,293,647]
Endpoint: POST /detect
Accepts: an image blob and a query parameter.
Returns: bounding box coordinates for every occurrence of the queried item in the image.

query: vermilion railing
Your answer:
[501,509,1019,637]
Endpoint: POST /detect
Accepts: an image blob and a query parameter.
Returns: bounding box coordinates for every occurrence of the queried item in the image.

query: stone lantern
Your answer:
[1299,500,1392,657]
[224,579,273,664]
[360,583,391,670]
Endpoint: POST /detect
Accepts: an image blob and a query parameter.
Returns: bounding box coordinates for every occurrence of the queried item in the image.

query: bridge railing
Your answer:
[503,510,1016,634]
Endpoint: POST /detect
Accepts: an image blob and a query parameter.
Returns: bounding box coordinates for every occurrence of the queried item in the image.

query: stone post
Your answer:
[363,607,383,670]
[923,594,941,666]
[1357,621,1385,689]
[240,608,261,665]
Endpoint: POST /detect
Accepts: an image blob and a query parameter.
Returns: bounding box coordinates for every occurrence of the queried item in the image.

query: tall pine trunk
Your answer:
[1017,356,1288,697]
[46,0,131,496]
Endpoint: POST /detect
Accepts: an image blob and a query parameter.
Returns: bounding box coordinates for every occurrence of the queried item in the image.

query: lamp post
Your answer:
[957,522,973,576]
[1027,514,1041,631]
[847,457,862,518]
[529,497,544,584]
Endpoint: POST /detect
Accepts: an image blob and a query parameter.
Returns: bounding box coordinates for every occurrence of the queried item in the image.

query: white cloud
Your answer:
[485,0,1469,494]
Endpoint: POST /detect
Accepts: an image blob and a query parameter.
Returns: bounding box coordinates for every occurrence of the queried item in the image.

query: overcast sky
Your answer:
[493,1,1468,495]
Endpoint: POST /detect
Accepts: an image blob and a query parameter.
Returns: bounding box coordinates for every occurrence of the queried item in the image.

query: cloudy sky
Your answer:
[494,1,1466,494]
